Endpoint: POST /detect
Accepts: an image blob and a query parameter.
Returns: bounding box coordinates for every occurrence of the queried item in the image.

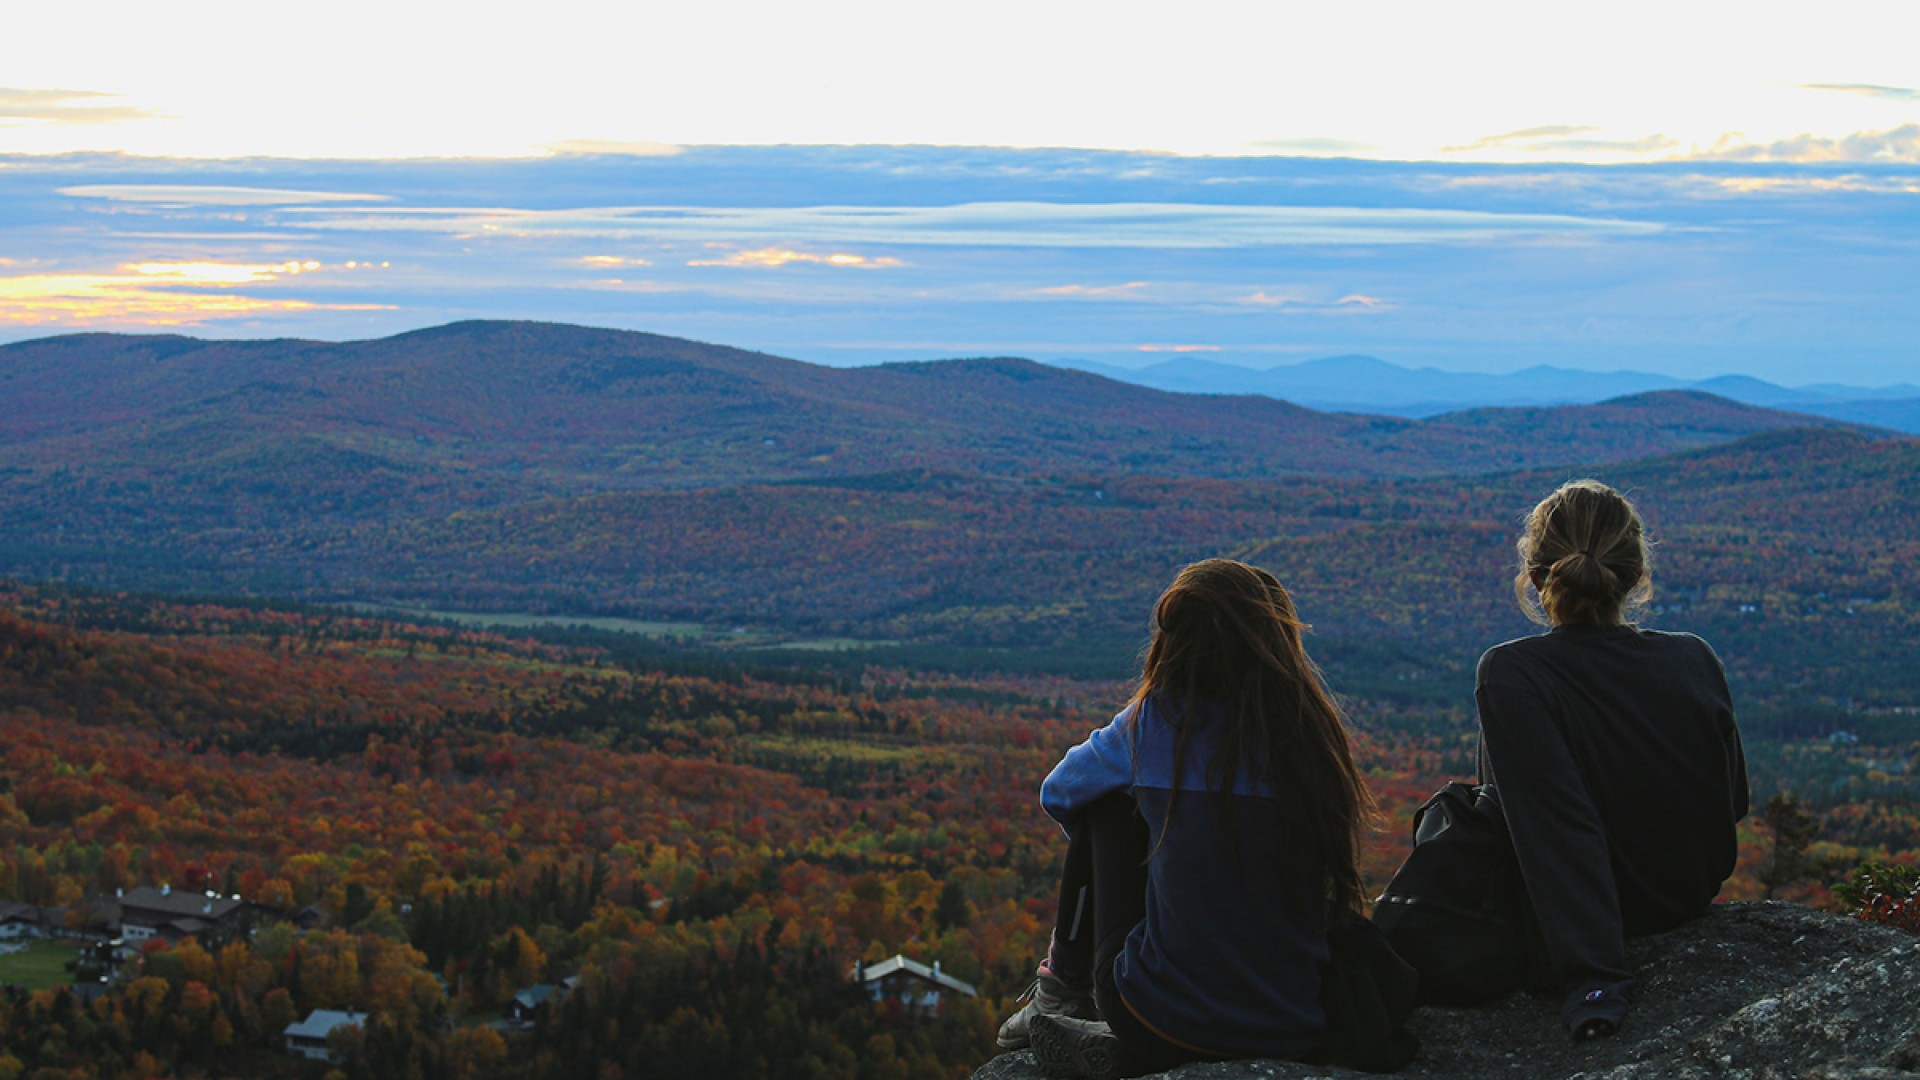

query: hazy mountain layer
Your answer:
[1063,353,1920,427]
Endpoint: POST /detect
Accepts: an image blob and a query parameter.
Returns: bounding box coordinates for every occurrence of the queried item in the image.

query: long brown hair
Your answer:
[1127,558,1376,919]
[1515,480,1652,627]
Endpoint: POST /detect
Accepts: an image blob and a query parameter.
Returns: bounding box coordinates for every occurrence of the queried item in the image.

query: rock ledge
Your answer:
[975,902,1920,1080]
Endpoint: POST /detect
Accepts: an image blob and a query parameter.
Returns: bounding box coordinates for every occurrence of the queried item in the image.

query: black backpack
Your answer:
[1371,781,1539,1005]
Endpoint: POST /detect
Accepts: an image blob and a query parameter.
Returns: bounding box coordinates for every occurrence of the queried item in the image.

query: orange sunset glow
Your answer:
[0,261,390,326]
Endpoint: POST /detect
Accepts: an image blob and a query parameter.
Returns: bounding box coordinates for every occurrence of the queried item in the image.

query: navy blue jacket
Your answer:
[1042,696,1328,1058]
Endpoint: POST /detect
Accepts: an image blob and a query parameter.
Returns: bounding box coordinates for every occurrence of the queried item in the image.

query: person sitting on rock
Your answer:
[1473,479,1750,1039]
[997,558,1381,1078]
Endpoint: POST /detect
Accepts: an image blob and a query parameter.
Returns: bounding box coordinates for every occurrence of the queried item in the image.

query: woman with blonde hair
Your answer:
[1475,479,1748,1039]
[998,558,1397,1077]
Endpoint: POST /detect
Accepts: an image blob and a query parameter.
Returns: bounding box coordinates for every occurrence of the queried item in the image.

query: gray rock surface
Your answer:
[975,902,1920,1079]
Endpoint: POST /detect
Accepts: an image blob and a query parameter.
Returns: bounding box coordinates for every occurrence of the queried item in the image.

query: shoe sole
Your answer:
[1029,1015,1116,1080]
[998,996,1099,1052]
[998,1010,1101,1054]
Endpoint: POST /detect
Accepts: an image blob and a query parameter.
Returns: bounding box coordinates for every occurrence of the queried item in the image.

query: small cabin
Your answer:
[852,954,978,1014]
[283,1009,366,1062]
[504,976,580,1026]
[507,983,558,1025]
[0,902,47,941]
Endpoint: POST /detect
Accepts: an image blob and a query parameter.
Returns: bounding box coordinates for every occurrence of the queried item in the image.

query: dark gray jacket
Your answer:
[1477,625,1748,1034]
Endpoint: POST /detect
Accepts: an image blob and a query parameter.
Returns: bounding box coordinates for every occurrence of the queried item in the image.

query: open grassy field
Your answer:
[347,603,710,638]
[349,603,898,651]
[0,939,81,990]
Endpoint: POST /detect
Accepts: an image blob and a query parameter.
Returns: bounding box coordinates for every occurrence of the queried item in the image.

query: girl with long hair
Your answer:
[997,558,1382,1078]
[1474,479,1748,1039]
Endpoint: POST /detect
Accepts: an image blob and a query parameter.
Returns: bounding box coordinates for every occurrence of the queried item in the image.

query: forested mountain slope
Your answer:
[0,321,1897,650]
[0,321,1869,493]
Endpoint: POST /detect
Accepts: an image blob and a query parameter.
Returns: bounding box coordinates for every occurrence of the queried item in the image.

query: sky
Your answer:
[3,0,1919,384]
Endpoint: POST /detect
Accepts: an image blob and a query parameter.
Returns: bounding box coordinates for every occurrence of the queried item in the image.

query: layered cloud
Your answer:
[1693,173,1920,196]
[291,200,1661,249]
[1447,126,1600,152]
[1803,83,1920,104]
[1447,126,1679,157]
[2,145,1915,382]
[1691,124,1920,164]
[688,248,905,269]
[1029,282,1151,298]
[0,88,157,125]
[1007,282,1393,315]
[0,260,390,327]
[59,184,389,205]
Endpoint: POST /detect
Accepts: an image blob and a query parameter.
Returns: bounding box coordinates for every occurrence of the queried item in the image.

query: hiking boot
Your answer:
[996,972,1098,1050]
[1029,1013,1120,1079]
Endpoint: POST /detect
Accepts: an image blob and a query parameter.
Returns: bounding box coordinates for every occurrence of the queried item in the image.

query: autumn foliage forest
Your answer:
[1,323,1917,1078]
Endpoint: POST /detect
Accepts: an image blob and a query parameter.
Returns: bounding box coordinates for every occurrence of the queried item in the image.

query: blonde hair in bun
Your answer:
[1515,480,1652,626]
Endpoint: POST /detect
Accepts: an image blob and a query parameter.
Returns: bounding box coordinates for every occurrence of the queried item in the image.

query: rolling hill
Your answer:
[1,320,1911,680]
[0,321,1874,496]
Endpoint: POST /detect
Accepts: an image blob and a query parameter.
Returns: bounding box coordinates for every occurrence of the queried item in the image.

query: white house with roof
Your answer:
[852,954,978,1014]
[283,1009,367,1061]
[0,902,47,941]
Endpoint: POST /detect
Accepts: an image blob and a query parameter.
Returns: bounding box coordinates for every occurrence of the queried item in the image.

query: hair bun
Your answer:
[1516,481,1651,626]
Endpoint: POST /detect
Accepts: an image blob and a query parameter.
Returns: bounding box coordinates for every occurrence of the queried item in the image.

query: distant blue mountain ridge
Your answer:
[1054,354,1920,433]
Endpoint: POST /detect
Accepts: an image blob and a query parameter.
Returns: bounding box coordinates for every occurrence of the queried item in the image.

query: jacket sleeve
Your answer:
[1039,707,1137,828]
[1476,656,1635,1036]
[1724,712,1749,824]
[1704,641,1750,824]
